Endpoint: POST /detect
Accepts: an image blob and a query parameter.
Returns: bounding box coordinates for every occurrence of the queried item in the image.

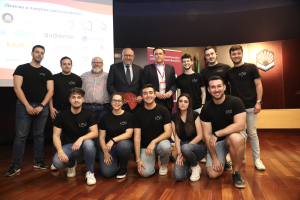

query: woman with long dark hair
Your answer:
[99,92,133,179]
[172,93,207,181]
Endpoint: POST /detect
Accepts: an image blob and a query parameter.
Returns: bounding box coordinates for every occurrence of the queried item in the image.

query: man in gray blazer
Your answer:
[107,48,143,113]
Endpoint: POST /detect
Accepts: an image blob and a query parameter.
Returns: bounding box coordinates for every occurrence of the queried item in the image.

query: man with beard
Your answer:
[200,46,231,103]
[227,45,265,171]
[107,48,143,113]
[81,57,110,160]
[52,87,98,185]
[49,56,82,170]
[176,53,206,114]
[5,45,53,177]
[134,84,172,177]
[200,76,247,189]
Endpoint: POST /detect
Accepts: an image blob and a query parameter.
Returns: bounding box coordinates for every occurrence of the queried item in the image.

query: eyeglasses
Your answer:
[111,99,122,103]
[92,62,103,64]
[123,54,134,58]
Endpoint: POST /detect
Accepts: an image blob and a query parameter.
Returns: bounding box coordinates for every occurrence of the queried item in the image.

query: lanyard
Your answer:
[155,63,165,79]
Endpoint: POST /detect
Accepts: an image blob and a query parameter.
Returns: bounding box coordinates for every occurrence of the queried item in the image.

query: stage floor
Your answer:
[1,130,300,200]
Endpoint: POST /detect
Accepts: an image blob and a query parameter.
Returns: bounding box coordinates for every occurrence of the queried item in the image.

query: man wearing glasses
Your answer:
[107,48,143,113]
[81,57,110,161]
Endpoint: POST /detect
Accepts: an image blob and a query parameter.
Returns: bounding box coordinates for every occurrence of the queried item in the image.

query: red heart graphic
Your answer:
[124,93,137,110]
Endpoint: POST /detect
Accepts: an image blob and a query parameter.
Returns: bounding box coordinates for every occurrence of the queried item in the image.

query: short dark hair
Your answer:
[229,45,243,54]
[60,56,72,65]
[208,75,224,86]
[204,46,217,55]
[153,47,165,55]
[181,53,192,61]
[142,84,156,93]
[32,45,45,53]
[69,87,85,97]
[110,92,126,103]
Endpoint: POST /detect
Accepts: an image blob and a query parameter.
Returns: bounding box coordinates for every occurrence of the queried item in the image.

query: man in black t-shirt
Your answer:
[200,46,231,103]
[52,87,98,185]
[227,45,265,171]
[134,84,172,177]
[49,56,82,170]
[5,45,54,177]
[176,53,206,114]
[200,76,247,189]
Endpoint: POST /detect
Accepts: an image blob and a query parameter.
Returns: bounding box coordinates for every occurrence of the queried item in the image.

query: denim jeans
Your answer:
[99,139,133,178]
[83,104,110,157]
[52,139,95,173]
[244,107,261,161]
[140,139,172,177]
[173,140,207,181]
[11,100,49,167]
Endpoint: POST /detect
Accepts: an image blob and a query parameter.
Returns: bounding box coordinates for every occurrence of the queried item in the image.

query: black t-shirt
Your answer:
[134,104,171,148]
[200,63,231,102]
[176,73,205,109]
[171,111,199,142]
[99,111,133,143]
[13,63,53,103]
[54,108,97,145]
[227,63,261,109]
[200,95,245,142]
[53,73,82,111]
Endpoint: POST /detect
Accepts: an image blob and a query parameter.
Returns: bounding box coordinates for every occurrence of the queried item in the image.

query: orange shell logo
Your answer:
[256,49,274,71]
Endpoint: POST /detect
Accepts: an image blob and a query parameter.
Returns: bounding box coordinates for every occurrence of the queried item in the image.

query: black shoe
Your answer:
[34,159,49,169]
[232,171,246,189]
[116,168,127,179]
[77,158,85,164]
[5,164,20,177]
[169,155,176,162]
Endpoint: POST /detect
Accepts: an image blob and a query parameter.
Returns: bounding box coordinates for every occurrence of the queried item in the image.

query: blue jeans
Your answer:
[99,140,133,178]
[140,139,172,177]
[83,104,110,157]
[173,140,207,182]
[11,100,49,167]
[52,139,96,173]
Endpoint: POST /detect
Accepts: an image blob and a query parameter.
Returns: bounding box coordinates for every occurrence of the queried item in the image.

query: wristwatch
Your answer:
[39,103,44,108]
[212,132,218,138]
[257,100,263,104]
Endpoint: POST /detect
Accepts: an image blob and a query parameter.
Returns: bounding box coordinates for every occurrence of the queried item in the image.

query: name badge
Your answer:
[160,81,166,91]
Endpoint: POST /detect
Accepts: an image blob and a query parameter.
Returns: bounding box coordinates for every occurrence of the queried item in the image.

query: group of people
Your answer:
[5,45,265,189]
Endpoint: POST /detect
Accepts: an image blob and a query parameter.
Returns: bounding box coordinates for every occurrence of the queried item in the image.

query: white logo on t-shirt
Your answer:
[239,72,246,76]
[155,116,162,120]
[120,121,127,125]
[39,73,46,76]
[217,69,223,72]
[192,79,197,82]
[79,123,87,127]
[226,110,232,114]
[69,81,75,85]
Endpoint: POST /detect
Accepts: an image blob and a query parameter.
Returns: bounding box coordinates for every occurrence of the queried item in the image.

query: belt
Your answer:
[83,103,109,106]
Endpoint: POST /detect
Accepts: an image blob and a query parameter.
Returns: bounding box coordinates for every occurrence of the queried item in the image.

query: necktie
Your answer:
[125,65,131,85]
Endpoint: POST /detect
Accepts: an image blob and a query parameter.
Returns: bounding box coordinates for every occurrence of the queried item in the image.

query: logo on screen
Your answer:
[81,36,87,42]
[100,23,107,30]
[44,33,74,40]
[15,31,35,38]
[81,46,89,51]
[82,57,89,61]
[6,52,22,62]
[0,30,5,35]
[7,42,35,49]
[83,21,92,31]
[256,49,275,72]
[2,13,13,23]
[69,21,75,29]
[52,46,75,51]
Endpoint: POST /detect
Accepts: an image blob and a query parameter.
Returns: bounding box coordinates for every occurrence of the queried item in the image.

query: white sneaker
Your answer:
[242,156,246,164]
[67,160,77,177]
[200,158,206,163]
[190,165,201,181]
[51,164,57,171]
[86,171,96,185]
[226,154,232,165]
[159,164,168,175]
[254,159,266,171]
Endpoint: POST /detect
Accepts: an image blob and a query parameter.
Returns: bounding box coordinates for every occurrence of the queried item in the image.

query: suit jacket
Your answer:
[142,63,176,108]
[107,62,143,97]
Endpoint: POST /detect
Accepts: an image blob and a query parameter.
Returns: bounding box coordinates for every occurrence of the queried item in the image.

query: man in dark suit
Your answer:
[107,48,143,113]
[142,47,176,114]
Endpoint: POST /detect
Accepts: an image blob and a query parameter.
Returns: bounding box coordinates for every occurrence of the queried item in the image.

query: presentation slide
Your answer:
[0,0,114,86]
